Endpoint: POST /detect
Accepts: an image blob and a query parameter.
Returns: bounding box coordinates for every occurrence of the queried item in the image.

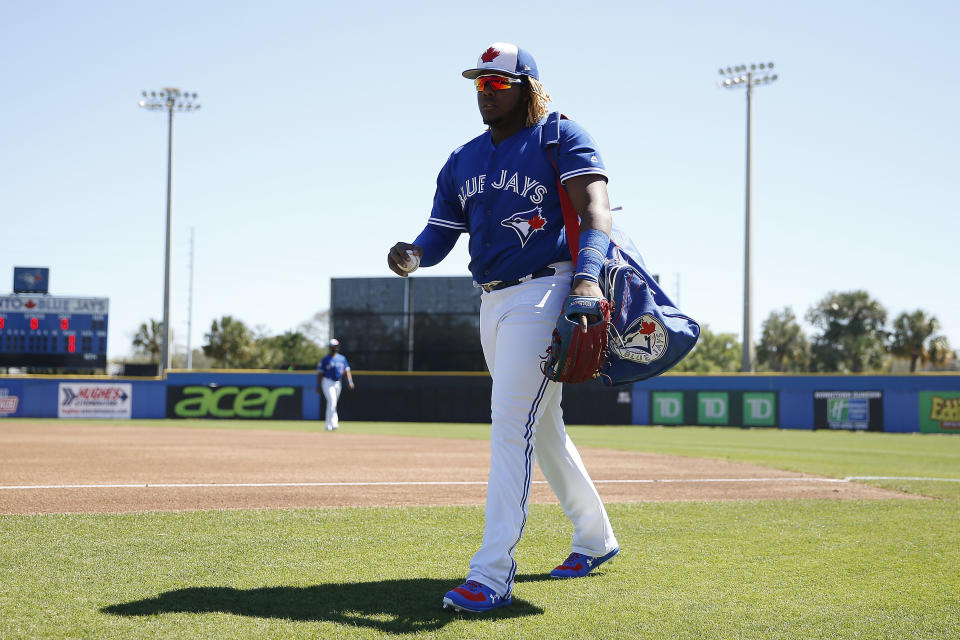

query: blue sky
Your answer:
[2,0,958,362]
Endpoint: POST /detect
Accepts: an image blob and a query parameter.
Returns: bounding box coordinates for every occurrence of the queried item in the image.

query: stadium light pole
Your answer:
[717,63,778,373]
[138,88,200,374]
[186,227,196,370]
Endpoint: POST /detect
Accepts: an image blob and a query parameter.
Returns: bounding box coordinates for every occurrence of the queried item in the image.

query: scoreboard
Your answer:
[0,295,108,368]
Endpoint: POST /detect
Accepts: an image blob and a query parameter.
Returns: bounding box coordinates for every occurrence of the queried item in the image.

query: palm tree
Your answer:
[926,336,955,370]
[132,319,164,363]
[806,291,887,372]
[757,308,810,372]
[202,316,254,368]
[889,310,945,372]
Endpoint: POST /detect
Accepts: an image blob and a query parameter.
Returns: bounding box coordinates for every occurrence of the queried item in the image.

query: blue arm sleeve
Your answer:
[414,224,460,268]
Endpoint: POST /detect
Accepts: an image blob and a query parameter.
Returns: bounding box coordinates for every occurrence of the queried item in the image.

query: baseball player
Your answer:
[387,42,619,613]
[317,338,354,431]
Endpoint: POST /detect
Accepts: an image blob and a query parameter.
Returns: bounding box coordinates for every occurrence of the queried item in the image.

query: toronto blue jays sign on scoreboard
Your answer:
[0,295,108,368]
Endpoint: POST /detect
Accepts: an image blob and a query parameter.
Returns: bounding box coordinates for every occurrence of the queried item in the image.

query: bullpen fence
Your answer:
[0,371,957,432]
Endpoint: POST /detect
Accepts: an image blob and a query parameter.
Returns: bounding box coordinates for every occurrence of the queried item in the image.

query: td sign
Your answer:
[651,392,684,424]
[650,391,777,427]
[698,392,729,424]
[743,392,776,427]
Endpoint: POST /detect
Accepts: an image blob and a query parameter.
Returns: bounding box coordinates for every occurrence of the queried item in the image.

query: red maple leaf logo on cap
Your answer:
[481,47,500,63]
[639,321,657,335]
[24,300,37,309]
[528,214,546,230]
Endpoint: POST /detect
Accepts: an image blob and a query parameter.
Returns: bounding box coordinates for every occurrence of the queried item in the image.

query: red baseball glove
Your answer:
[541,295,611,383]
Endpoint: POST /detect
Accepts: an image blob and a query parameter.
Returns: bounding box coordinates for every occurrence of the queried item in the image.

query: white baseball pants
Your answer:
[321,377,342,430]
[466,261,618,598]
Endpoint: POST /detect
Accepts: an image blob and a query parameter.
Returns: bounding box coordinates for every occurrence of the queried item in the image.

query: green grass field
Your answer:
[2,420,959,639]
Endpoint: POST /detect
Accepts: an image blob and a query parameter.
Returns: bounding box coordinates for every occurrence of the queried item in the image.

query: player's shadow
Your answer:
[102,574,551,634]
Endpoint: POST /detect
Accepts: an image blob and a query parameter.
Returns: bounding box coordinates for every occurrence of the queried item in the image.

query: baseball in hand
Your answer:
[399,249,420,273]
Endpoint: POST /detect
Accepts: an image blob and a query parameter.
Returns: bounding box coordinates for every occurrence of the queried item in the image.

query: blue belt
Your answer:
[480,267,557,293]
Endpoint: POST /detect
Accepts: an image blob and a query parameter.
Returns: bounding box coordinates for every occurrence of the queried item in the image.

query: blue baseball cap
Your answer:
[462,42,539,81]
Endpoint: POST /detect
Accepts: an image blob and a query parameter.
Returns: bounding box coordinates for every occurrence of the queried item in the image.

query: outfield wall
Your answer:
[633,375,960,433]
[0,372,957,432]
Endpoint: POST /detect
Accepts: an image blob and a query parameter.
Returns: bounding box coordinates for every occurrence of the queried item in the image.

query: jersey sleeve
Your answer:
[557,119,607,184]
[414,224,460,268]
[428,151,468,233]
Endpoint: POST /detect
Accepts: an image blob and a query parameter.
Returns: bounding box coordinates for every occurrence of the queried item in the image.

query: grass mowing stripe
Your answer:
[1,501,958,639]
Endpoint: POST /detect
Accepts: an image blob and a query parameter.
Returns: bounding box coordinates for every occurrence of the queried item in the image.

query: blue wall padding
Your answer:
[0,372,958,432]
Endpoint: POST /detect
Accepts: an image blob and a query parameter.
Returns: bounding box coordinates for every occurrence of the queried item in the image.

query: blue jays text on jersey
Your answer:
[318,353,350,381]
[424,116,607,284]
[456,170,549,208]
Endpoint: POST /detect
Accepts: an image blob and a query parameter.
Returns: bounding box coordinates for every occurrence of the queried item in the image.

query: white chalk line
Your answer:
[1,476,957,491]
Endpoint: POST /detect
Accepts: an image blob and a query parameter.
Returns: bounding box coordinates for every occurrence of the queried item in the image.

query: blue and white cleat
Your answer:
[550,546,620,579]
[442,580,512,613]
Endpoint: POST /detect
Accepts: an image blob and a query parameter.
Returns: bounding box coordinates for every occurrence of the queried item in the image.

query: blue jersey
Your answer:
[318,353,350,381]
[426,116,607,283]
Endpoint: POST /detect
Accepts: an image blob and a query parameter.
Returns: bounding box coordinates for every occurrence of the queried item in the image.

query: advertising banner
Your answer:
[742,392,777,427]
[650,391,685,425]
[813,391,883,431]
[167,385,303,419]
[918,391,960,433]
[0,384,22,417]
[58,383,132,418]
[697,392,730,425]
[649,391,778,427]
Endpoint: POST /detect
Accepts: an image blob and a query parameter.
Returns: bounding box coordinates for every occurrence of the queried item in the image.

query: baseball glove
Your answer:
[541,295,611,383]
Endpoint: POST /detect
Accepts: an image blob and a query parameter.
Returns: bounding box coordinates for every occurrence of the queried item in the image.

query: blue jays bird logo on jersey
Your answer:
[501,207,547,247]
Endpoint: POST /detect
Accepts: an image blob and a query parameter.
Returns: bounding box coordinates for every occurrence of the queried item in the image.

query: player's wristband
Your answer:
[574,229,610,283]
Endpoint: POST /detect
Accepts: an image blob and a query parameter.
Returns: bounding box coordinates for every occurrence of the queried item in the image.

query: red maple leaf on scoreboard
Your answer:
[24,300,37,309]
[481,47,500,63]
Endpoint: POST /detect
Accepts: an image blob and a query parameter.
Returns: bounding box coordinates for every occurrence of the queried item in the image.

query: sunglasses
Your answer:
[474,75,522,92]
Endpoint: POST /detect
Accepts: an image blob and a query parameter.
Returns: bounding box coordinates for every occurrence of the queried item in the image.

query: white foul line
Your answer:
[1,476,957,491]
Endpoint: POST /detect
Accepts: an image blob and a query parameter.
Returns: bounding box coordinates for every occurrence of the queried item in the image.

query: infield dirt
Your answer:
[0,422,915,514]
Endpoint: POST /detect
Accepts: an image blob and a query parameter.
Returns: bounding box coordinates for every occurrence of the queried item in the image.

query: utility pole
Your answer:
[717,63,778,372]
[138,88,200,374]
[186,227,195,370]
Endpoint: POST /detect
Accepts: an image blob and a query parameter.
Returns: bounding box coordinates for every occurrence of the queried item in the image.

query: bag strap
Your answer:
[544,112,581,260]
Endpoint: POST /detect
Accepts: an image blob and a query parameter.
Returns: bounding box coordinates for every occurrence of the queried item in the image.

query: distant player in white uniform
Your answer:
[317,338,354,431]
[387,43,619,613]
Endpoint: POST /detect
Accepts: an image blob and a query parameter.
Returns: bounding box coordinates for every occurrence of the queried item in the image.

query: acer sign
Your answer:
[167,385,302,419]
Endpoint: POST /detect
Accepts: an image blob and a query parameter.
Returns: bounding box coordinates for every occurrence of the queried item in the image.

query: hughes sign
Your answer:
[167,385,302,419]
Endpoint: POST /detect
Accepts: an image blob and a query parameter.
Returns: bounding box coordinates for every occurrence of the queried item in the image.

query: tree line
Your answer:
[130,311,329,369]
[129,290,956,373]
[676,290,955,373]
